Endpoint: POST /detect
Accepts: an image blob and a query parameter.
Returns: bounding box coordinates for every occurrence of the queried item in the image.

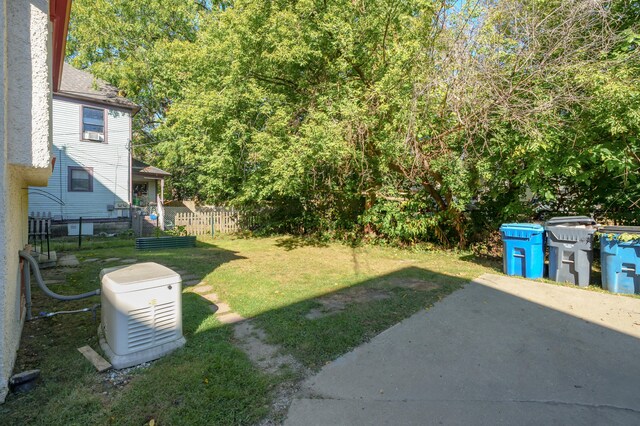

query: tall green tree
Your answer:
[67,0,640,245]
[66,0,207,135]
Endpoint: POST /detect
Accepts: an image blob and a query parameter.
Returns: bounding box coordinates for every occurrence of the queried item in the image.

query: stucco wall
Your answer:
[0,0,7,401]
[6,0,52,180]
[0,0,53,402]
[0,169,29,403]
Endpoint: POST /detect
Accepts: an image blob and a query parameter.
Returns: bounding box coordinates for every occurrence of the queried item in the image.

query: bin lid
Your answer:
[599,225,640,235]
[545,216,596,227]
[101,262,180,294]
[500,223,544,231]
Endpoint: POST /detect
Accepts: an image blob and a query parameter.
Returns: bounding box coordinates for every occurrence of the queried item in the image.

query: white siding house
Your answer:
[29,65,139,220]
[0,0,71,402]
[29,64,170,230]
[29,65,138,220]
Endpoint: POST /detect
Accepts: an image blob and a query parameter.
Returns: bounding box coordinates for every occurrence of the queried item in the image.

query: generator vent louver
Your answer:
[127,302,177,351]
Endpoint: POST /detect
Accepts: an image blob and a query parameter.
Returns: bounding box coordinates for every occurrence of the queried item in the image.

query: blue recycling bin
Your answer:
[500,223,545,279]
[600,226,640,294]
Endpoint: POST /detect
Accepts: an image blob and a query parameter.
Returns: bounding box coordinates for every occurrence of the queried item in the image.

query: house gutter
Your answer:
[128,121,133,225]
[53,92,141,115]
[50,0,72,93]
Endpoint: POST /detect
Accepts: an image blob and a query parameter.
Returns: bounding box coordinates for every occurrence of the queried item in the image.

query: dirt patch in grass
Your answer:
[103,362,152,387]
[303,278,440,321]
[258,377,306,426]
[380,277,441,291]
[305,287,391,320]
[234,321,304,375]
[233,321,309,426]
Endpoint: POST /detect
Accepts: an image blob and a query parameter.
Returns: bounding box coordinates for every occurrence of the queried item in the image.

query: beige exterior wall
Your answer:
[0,0,53,402]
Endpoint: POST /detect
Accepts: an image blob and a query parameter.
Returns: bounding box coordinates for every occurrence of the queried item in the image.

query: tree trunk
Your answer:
[422,180,467,248]
[363,190,377,234]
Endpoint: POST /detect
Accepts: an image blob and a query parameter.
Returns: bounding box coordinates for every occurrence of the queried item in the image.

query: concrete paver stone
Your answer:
[57,255,79,267]
[192,286,212,295]
[213,302,231,315]
[217,312,245,325]
[203,293,219,302]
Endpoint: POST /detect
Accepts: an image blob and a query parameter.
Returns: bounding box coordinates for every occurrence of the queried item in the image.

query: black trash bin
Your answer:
[545,216,598,287]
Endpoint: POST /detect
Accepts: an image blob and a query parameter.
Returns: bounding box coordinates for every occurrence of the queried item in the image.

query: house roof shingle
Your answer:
[57,63,139,110]
[133,159,171,177]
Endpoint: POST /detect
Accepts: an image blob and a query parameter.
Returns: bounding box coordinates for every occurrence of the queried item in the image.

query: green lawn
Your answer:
[1,236,497,425]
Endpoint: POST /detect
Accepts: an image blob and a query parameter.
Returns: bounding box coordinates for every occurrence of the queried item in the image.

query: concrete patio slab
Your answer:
[285,274,640,425]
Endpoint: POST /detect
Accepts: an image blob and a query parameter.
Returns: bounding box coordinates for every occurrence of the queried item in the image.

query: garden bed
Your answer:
[135,235,196,250]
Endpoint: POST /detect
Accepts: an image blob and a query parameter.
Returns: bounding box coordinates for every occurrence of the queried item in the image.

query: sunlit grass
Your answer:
[2,235,496,424]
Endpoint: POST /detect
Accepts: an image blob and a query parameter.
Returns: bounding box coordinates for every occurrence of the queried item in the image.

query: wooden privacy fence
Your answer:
[173,208,253,235]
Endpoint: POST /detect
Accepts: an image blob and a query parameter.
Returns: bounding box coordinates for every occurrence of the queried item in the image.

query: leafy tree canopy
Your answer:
[67,0,640,246]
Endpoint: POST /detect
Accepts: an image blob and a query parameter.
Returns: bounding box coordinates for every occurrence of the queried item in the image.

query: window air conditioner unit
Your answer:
[99,263,186,369]
[84,131,104,142]
[114,201,130,209]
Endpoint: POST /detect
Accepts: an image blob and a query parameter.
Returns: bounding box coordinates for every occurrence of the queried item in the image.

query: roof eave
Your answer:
[54,91,141,113]
[133,171,171,178]
[50,0,72,93]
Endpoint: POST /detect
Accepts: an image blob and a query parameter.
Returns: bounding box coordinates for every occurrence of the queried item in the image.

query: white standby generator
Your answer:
[99,262,186,369]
